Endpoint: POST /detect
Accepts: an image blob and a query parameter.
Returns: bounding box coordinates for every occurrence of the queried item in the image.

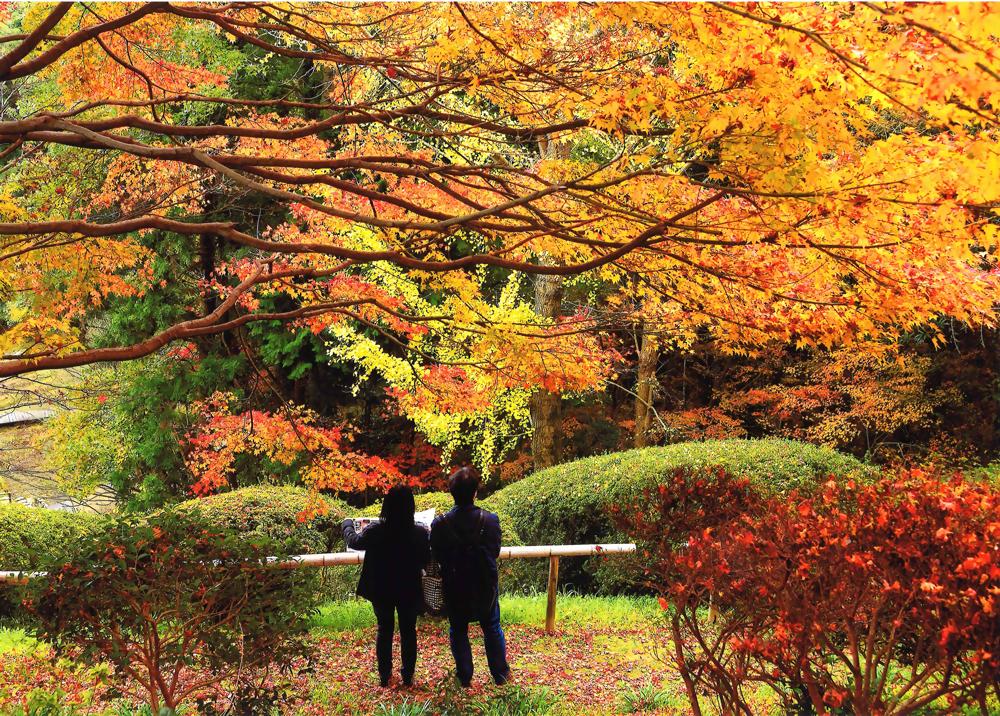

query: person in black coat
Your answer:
[431,467,511,687]
[342,485,430,687]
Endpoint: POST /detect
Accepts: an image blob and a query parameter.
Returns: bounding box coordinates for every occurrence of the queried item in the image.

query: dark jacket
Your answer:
[430,504,502,599]
[343,520,430,608]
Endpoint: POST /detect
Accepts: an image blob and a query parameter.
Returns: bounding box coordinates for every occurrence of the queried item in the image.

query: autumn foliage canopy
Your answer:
[0,2,999,490]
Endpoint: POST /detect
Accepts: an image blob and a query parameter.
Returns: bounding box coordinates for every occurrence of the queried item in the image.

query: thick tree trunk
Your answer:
[634,326,659,448]
[529,135,570,471]
[530,272,564,471]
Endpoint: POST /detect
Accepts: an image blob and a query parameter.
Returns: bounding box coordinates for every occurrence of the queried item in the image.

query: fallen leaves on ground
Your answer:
[0,622,681,715]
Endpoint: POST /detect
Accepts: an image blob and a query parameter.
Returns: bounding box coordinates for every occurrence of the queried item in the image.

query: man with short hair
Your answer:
[431,467,511,687]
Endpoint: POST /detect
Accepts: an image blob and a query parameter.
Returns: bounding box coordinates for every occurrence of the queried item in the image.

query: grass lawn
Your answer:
[303,594,683,715]
[309,594,664,635]
[6,595,983,715]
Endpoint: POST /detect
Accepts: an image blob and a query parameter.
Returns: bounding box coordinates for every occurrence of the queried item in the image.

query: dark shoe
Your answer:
[494,670,512,686]
[379,676,390,688]
[402,674,413,688]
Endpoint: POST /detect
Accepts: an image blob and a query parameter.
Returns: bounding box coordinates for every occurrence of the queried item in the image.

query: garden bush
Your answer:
[620,468,1000,715]
[484,439,869,592]
[175,485,357,600]
[414,491,524,550]
[413,490,459,516]
[0,505,104,623]
[173,485,348,553]
[25,508,318,715]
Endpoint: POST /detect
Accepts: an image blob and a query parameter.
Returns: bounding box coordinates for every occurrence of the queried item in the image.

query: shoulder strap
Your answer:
[474,509,486,545]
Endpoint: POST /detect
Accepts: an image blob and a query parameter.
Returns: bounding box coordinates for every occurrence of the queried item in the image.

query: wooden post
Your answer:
[545,555,559,634]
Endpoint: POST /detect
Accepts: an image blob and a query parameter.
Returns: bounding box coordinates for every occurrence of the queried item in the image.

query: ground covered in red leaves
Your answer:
[0,621,684,715]
[292,622,677,714]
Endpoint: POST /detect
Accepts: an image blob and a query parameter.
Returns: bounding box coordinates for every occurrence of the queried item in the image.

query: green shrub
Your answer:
[173,485,348,553]
[174,485,358,600]
[414,491,524,550]
[0,505,104,623]
[26,509,317,715]
[413,491,457,515]
[2,689,84,716]
[3,487,358,624]
[483,439,870,592]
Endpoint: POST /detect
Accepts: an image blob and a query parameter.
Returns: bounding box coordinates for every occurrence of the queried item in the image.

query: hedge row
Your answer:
[2,439,869,614]
[483,438,870,592]
[175,486,366,601]
[1,485,541,621]
[174,485,349,553]
[0,504,105,620]
[1,487,352,617]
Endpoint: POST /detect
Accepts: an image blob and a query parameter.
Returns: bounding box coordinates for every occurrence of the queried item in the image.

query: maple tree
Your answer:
[717,346,962,458]
[603,327,1000,470]
[183,391,405,510]
[0,2,997,475]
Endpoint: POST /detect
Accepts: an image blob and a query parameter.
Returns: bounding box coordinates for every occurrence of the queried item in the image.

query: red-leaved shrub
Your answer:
[25,509,318,714]
[618,467,1000,716]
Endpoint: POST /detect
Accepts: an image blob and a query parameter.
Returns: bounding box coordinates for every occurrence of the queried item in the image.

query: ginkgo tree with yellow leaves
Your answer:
[0,2,998,494]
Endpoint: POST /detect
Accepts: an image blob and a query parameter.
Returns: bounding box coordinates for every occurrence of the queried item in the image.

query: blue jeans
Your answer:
[448,598,510,686]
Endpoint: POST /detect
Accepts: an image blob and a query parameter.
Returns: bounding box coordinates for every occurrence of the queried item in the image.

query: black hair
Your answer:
[380,485,415,534]
[448,466,480,506]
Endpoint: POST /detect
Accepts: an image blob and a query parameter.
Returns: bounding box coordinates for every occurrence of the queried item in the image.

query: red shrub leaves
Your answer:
[619,468,1000,716]
[25,510,317,714]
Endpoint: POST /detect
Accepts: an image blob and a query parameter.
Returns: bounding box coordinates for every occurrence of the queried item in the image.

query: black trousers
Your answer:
[372,601,419,684]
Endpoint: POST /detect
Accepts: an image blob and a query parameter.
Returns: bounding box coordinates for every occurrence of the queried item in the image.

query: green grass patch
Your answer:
[499,594,661,629]
[483,439,870,593]
[310,599,378,633]
[616,683,686,714]
[309,594,662,634]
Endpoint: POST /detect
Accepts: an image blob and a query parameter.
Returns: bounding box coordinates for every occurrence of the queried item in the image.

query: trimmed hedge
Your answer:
[174,486,357,600]
[483,439,871,592]
[415,491,526,549]
[413,491,459,516]
[0,504,104,621]
[174,485,349,553]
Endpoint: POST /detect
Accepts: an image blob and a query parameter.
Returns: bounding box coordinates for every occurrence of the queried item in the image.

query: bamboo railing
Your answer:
[0,543,636,633]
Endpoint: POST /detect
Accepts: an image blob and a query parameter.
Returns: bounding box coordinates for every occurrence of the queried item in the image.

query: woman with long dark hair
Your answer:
[342,485,430,687]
